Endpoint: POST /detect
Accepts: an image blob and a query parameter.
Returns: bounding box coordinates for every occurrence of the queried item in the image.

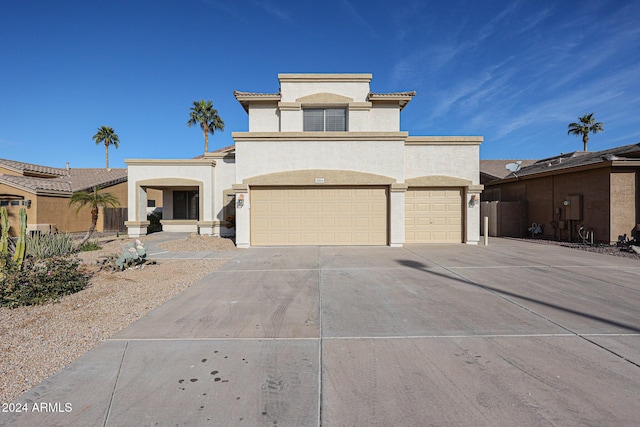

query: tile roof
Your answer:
[212,144,235,153]
[480,160,537,180]
[0,158,69,177]
[368,92,416,110]
[513,143,640,178]
[368,91,417,97]
[483,143,640,184]
[233,91,280,98]
[0,166,127,195]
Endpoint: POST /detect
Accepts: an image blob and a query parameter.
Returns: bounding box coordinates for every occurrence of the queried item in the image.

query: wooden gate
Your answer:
[103,208,128,232]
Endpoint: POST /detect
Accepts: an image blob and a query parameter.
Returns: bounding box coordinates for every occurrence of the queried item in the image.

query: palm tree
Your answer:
[93,126,120,168]
[187,99,225,152]
[567,113,604,151]
[69,187,120,248]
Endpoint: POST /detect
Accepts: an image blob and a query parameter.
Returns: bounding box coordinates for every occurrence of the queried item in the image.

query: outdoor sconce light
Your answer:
[25,200,32,208]
[563,200,571,206]
[470,194,479,206]
[237,194,244,208]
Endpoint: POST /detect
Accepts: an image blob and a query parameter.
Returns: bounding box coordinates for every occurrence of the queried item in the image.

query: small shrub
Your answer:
[79,240,102,252]
[0,255,90,308]
[26,233,75,259]
[147,211,162,234]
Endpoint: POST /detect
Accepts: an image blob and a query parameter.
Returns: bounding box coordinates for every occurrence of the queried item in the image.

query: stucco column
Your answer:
[466,185,484,245]
[198,179,216,236]
[389,183,407,247]
[126,183,149,237]
[233,184,250,248]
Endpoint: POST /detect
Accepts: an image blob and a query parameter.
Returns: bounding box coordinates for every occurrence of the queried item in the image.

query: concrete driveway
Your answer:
[4,239,640,426]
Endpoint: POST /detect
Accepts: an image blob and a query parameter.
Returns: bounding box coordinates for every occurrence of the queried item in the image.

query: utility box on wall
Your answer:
[564,194,583,220]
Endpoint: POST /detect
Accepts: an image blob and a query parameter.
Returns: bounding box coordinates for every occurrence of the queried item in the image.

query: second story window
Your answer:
[303,108,346,131]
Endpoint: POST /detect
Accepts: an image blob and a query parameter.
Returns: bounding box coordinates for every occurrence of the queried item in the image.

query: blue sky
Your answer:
[1,0,639,168]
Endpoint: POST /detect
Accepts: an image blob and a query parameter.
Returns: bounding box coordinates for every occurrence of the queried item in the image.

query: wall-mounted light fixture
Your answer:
[25,200,32,208]
[237,194,244,208]
[563,200,571,206]
[470,194,479,206]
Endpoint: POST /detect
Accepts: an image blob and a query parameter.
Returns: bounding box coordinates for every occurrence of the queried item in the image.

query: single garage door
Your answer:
[405,187,463,243]
[251,186,388,246]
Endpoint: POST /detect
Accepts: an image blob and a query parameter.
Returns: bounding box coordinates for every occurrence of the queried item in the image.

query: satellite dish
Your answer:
[505,161,522,173]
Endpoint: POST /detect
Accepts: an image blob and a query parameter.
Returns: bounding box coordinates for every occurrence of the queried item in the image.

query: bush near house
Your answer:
[0,208,91,308]
[0,255,90,308]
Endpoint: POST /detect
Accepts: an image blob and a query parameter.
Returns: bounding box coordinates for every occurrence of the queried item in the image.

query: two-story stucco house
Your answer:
[125,73,483,247]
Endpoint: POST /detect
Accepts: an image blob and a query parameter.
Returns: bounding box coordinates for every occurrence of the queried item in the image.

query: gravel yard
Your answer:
[0,234,238,404]
[511,237,640,260]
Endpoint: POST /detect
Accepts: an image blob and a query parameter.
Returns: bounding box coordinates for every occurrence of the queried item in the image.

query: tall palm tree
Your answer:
[187,99,225,153]
[92,126,120,168]
[69,187,120,248]
[567,113,604,151]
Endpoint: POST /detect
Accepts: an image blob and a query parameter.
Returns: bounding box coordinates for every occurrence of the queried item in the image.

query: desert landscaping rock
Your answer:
[0,234,232,404]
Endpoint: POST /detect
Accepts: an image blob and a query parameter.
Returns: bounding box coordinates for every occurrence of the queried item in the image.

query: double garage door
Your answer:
[250,186,463,246]
[251,186,388,246]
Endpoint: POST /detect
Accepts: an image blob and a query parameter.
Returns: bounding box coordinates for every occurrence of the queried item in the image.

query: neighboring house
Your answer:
[0,159,133,236]
[126,73,484,247]
[482,143,640,243]
[480,159,536,185]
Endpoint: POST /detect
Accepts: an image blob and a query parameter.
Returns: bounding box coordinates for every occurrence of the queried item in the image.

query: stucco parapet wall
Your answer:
[405,176,473,187]
[405,136,483,145]
[243,169,396,186]
[125,159,216,167]
[278,74,372,83]
[232,132,408,141]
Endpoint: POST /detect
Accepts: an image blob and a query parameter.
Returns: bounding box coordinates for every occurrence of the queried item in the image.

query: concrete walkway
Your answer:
[4,239,640,426]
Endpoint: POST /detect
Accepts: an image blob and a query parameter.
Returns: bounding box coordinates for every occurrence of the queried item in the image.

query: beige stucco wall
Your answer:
[234,135,406,183]
[0,184,35,236]
[249,105,279,132]
[368,104,400,132]
[279,74,371,103]
[126,159,216,224]
[405,139,482,183]
[1,181,127,235]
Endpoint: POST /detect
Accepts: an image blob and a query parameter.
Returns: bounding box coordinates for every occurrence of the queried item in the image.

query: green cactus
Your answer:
[0,206,8,256]
[13,208,27,269]
[0,206,8,279]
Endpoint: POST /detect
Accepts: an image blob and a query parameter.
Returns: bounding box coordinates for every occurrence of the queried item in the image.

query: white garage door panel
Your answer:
[251,186,388,246]
[406,187,463,243]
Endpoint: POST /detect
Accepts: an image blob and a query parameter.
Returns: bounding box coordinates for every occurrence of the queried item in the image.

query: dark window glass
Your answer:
[173,191,198,219]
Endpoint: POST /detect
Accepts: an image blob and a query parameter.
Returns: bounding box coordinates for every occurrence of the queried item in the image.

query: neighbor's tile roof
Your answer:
[0,158,69,177]
[512,143,640,178]
[484,143,640,184]
[0,167,127,195]
[480,160,536,180]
